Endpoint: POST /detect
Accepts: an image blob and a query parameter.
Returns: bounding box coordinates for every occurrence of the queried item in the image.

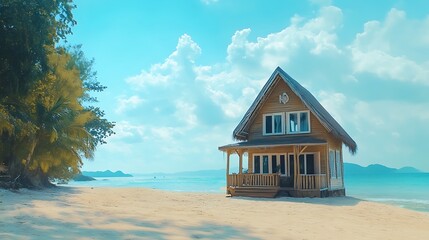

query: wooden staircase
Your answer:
[229,187,279,198]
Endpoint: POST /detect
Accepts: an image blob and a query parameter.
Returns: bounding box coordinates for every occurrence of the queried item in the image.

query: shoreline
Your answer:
[1,186,429,239]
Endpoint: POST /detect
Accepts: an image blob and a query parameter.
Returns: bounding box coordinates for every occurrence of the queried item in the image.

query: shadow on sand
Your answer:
[0,186,262,240]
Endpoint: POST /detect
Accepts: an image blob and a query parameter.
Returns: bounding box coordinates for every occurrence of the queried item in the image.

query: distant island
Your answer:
[73,170,132,181]
[344,163,421,175]
[73,174,96,181]
[82,170,133,178]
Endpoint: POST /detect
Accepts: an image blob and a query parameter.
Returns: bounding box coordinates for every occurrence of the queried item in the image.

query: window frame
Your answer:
[262,112,285,136]
[253,153,288,175]
[329,149,343,179]
[286,110,311,134]
[335,150,342,179]
[288,153,318,175]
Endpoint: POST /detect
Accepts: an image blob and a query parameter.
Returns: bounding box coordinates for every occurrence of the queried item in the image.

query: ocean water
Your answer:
[345,173,429,213]
[68,172,429,213]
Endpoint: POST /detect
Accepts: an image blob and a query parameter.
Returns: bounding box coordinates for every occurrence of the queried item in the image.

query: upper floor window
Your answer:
[263,113,284,135]
[287,111,310,134]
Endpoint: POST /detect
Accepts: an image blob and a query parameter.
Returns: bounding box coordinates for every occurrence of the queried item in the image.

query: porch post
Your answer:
[226,151,230,194]
[326,145,331,190]
[238,151,243,174]
[340,148,344,189]
[238,150,243,187]
[294,146,300,190]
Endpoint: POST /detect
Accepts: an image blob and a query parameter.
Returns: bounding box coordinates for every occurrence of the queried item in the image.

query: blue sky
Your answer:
[68,0,429,173]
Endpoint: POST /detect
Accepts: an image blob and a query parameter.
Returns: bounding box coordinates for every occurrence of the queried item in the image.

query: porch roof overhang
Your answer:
[218,136,327,152]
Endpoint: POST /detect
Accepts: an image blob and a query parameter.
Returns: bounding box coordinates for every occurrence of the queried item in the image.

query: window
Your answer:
[298,154,315,175]
[289,155,295,176]
[253,154,287,175]
[329,150,336,178]
[263,113,284,135]
[336,150,342,178]
[329,149,342,179]
[280,155,286,175]
[271,155,278,174]
[287,111,310,134]
[262,155,269,173]
[254,156,260,174]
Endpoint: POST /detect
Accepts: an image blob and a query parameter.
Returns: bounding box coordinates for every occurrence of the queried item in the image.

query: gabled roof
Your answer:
[233,67,357,154]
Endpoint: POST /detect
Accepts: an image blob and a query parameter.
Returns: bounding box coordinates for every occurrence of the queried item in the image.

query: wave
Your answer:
[366,197,429,205]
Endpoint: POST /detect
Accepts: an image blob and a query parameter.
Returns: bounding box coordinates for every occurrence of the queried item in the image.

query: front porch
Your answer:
[219,137,333,198]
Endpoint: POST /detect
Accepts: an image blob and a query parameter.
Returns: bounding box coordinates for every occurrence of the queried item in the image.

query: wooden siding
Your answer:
[246,76,336,147]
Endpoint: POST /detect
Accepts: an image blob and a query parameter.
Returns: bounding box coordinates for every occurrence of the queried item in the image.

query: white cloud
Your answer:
[174,99,198,128]
[116,95,144,114]
[110,121,145,140]
[191,6,344,119]
[226,6,342,74]
[350,8,429,85]
[151,127,182,142]
[318,91,347,125]
[126,34,201,89]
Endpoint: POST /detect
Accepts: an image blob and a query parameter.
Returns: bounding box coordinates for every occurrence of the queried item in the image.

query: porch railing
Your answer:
[297,174,327,190]
[227,173,279,187]
[228,173,328,190]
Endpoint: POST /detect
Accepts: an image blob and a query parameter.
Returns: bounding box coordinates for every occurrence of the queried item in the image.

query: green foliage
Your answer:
[67,45,115,146]
[9,50,96,182]
[0,0,76,96]
[0,0,114,187]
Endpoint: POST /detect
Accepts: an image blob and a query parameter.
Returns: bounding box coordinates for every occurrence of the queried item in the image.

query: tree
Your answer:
[0,0,114,188]
[7,49,96,187]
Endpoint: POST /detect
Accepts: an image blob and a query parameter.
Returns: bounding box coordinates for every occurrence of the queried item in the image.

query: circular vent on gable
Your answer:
[279,92,289,104]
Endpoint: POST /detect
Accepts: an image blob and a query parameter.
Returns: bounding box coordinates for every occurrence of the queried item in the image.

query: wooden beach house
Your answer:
[219,67,357,198]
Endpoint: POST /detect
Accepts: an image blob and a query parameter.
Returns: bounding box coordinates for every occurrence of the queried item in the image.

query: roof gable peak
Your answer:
[233,67,357,154]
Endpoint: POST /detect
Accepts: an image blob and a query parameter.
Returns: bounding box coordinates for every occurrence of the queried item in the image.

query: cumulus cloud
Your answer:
[116,95,144,114]
[127,34,201,89]
[349,8,429,85]
[110,121,146,142]
[190,6,346,119]
[174,99,198,128]
[226,6,342,75]
[318,91,347,125]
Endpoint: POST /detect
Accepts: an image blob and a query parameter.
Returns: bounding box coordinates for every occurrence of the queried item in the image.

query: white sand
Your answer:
[1,187,428,240]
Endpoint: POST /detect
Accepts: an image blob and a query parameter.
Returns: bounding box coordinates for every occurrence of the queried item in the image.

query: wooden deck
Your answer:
[227,173,329,198]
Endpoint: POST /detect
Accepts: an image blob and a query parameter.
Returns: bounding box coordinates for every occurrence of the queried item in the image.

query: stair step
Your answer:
[231,187,279,198]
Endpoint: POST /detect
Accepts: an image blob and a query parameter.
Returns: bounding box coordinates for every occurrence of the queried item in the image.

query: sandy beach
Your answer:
[1,187,428,240]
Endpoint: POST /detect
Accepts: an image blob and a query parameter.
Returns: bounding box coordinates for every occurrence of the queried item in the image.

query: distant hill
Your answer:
[344,163,421,175]
[73,174,96,181]
[82,170,133,177]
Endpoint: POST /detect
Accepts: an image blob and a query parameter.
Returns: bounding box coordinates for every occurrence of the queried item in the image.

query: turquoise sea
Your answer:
[68,172,429,213]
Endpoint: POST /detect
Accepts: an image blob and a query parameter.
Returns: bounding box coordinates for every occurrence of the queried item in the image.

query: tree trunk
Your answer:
[23,167,54,188]
[4,138,54,189]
